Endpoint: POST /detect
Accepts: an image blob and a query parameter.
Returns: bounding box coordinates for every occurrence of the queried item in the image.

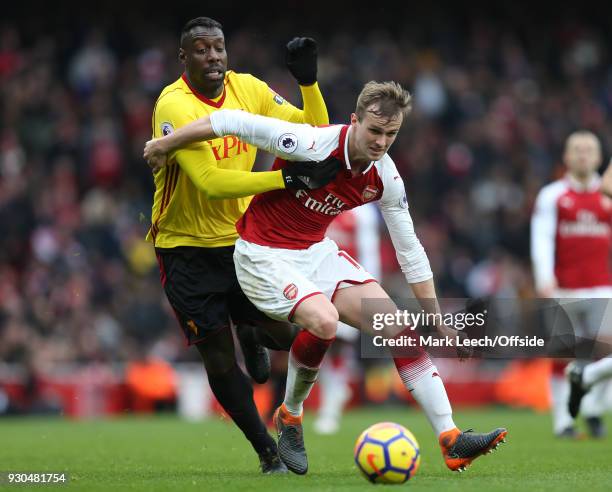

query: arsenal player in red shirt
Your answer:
[531,131,612,438]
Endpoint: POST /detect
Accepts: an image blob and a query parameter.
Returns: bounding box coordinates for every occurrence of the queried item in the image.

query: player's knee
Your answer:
[195,329,237,376]
[199,349,236,376]
[308,305,339,340]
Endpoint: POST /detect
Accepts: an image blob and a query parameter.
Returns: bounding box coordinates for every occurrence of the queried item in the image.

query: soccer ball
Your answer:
[354,422,420,484]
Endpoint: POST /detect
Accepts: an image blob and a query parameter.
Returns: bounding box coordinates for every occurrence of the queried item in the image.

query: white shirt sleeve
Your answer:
[209,109,340,161]
[376,157,433,284]
[354,203,382,279]
[530,181,562,291]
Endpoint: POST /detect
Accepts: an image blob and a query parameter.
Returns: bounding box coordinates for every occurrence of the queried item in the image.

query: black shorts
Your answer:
[155,245,267,345]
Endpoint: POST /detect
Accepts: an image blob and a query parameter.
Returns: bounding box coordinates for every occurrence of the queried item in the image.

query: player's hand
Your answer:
[281,156,343,190]
[144,138,169,173]
[437,324,473,361]
[286,37,318,86]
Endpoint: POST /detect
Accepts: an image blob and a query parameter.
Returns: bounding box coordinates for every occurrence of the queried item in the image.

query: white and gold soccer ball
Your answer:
[354,422,420,484]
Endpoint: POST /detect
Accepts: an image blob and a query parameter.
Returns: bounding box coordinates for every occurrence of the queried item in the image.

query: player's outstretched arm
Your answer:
[175,145,283,199]
[209,109,333,161]
[410,278,471,359]
[409,279,452,337]
[176,145,341,199]
[375,160,469,354]
[144,109,329,170]
[145,130,341,199]
[409,278,441,321]
[145,107,341,197]
[410,279,452,336]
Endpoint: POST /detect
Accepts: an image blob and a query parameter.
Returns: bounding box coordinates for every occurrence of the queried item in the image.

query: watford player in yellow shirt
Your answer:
[147,17,334,474]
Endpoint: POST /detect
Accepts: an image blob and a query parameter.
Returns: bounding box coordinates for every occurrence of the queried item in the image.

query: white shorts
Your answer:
[553,287,612,338]
[234,237,376,321]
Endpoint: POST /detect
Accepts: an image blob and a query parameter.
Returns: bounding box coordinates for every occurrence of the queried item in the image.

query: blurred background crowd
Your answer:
[1,2,612,413]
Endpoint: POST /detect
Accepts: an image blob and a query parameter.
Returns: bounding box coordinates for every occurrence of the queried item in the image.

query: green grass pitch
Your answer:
[1,407,611,491]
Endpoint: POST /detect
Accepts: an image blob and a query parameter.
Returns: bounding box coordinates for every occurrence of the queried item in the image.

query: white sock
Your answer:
[550,375,574,433]
[583,358,612,388]
[396,355,456,436]
[581,380,607,418]
[317,361,350,421]
[283,353,319,416]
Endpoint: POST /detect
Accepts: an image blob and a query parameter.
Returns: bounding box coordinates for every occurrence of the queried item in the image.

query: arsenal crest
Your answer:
[283,283,298,300]
[362,185,379,202]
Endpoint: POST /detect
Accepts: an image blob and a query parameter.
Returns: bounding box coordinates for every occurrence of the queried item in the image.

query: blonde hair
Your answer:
[355,81,412,121]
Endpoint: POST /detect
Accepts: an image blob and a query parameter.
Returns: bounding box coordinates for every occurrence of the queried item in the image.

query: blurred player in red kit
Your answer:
[531,131,612,438]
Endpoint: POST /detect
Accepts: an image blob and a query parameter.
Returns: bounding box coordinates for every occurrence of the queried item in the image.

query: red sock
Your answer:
[551,360,567,377]
[283,330,335,416]
[290,329,335,368]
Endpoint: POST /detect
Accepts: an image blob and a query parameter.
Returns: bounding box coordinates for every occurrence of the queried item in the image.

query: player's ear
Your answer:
[178,48,186,65]
[350,113,359,126]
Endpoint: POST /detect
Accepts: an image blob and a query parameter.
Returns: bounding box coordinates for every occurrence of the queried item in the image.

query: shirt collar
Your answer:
[565,173,601,192]
[342,125,375,175]
[181,72,227,108]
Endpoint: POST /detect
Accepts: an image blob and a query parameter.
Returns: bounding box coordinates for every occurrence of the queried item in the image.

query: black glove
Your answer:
[286,37,318,86]
[281,156,343,190]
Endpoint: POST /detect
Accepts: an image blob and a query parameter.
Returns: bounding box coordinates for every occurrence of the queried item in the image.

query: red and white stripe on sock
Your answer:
[393,352,456,436]
[394,353,435,389]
